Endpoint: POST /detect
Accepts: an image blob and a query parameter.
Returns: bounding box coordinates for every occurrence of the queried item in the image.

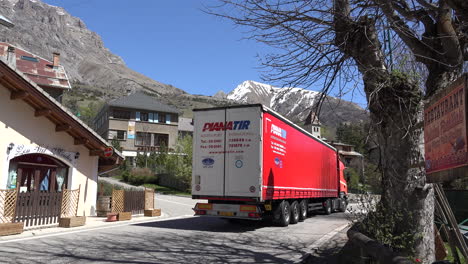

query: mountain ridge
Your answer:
[0,0,184,97]
[227,80,368,130]
[0,0,368,135]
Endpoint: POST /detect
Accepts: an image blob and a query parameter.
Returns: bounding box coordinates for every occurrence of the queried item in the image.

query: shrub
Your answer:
[121,170,130,183]
[127,167,157,186]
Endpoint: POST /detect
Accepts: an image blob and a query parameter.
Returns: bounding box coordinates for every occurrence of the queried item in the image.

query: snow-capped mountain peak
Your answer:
[226,80,367,127]
[227,80,321,120]
[227,80,279,104]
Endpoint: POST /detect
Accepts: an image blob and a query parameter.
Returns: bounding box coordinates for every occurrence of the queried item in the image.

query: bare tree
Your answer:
[208,0,468,261]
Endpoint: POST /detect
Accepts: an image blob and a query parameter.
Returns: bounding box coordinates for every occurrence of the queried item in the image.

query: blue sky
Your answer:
[42,0,367,107]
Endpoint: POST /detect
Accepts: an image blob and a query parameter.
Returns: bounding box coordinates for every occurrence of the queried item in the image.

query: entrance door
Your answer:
[10,154,68,227]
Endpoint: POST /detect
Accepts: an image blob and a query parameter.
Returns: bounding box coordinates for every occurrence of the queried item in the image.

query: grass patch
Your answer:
[143,184,191,196]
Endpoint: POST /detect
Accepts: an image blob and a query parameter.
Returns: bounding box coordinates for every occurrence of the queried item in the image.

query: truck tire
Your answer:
[290,201,300,224]
[274,200,290,227]
[324,199,332,215]
[299,200,307,221]
[338,198,347,212]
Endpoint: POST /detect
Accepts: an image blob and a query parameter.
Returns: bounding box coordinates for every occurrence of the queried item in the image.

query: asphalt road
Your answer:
[1,194,350,263]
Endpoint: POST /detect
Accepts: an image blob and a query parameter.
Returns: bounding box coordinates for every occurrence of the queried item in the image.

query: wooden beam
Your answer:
[89,149,103,156]
[10,90,29,100]
[56,124,71,132]
[34,108,51,117]
[74,138,89,145]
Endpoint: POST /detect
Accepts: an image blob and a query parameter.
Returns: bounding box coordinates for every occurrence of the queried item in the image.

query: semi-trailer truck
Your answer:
[191,104,348,226]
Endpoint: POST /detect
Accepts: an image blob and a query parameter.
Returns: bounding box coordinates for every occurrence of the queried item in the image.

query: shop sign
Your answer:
[6,143,78,166]
[128,121,136,139]
[424,74,468,182]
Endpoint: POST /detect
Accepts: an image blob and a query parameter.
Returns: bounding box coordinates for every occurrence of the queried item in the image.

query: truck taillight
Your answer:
[197,203,213,210]
[195,210,206,215]
[248,212,261,218]
[240,205,257,212]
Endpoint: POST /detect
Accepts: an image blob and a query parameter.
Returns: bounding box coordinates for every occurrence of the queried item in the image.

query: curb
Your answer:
[294,223,350,264]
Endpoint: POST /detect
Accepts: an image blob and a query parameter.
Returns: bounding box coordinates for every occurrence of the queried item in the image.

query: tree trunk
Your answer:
[367,73,435,261]
[333,1,435,261]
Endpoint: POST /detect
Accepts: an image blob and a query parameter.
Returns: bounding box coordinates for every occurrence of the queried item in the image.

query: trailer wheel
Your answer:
[338,198,347,213]
[324,199,332,215]
[290,201,300,224]
[273,200,290,227]
[299,200,307,221]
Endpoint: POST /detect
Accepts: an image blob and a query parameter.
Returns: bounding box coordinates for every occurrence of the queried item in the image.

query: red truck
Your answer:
[192,104,348,226]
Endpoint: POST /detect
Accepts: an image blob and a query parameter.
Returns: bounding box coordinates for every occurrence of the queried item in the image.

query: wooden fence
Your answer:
[0,189,17,224]
[124,190,145,215]
[15,191,62,227]
[60,188,80,218]
[111,188,154,215]
[145,188,155,210]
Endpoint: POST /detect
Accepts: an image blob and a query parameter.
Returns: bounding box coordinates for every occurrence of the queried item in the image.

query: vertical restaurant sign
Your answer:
[128,121,135,139]
[424,76,467,176]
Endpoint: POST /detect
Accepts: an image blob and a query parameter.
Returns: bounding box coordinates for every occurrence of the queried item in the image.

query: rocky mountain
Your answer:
[0,0,367,135]
[227,80,368,130]
[0,0,184,96]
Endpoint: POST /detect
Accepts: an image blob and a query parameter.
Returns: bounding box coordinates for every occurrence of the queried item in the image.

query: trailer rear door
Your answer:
[224,107,262,197]
[192,109,226,196]
[192,106,262,198]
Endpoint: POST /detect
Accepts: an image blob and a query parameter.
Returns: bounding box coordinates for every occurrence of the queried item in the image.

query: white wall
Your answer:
[0,85,99,216]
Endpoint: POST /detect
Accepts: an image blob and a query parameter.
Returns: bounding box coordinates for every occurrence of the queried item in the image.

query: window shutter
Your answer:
[166,114,171,124]
[136,111,140,121]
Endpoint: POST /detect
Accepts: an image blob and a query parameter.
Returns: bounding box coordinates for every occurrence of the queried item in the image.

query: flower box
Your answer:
[59,216,86,228]
[144,209,161,217]
[106,213,118,222]
[118,212,132,221]
[0,222,24,236]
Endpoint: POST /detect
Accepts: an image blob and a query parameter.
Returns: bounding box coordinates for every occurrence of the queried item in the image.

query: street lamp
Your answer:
[0,14,14,28]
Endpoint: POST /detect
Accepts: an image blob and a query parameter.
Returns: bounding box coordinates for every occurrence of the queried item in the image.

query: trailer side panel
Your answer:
[262,112,339,200]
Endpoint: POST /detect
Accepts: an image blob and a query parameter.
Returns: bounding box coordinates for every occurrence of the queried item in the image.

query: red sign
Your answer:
[424,74,468,182]
[104,147,113,158]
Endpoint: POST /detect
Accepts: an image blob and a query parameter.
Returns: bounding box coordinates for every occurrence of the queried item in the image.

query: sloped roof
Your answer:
[0,59,123,165]
[109,92,179,114]
[178,117,193,132]
[303,110,321,126]
[0,43,71,90]
[339,150,363,157]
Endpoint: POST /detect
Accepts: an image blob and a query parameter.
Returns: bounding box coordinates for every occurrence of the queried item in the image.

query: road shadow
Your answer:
[133,215,273,233]
[1,222,304,264]
[132,212,346,233]
[133,213,346,233]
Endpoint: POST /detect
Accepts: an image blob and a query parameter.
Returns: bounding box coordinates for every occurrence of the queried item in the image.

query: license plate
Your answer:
[219,211,234,217]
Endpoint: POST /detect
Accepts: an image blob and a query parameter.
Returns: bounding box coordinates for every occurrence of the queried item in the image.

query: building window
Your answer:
[159,113,166,123]
[135,132,151,146]
[140,112,149,122]
[154,134,169,147]
[166,114,171,124]
[108,130,127,140]
[113,110,130,119]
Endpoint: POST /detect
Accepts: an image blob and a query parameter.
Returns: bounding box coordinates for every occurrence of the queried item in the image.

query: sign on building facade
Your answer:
[128,121,135,139]
[424,74,468,182]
